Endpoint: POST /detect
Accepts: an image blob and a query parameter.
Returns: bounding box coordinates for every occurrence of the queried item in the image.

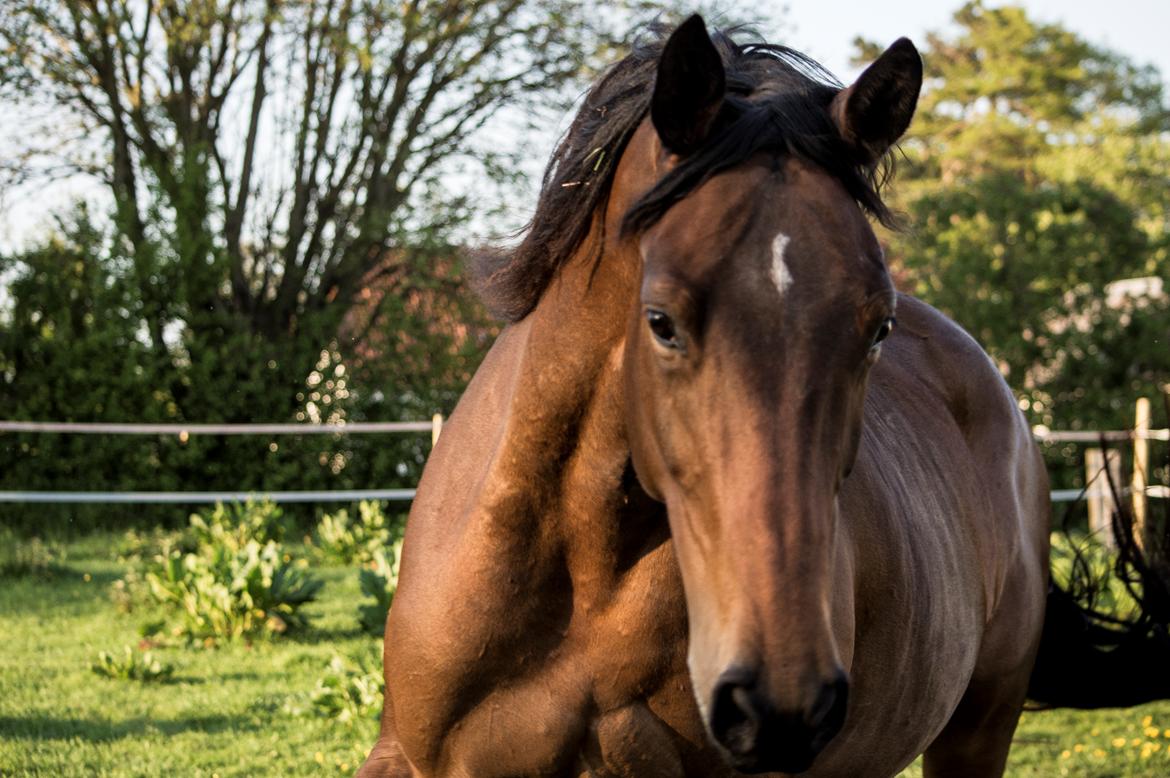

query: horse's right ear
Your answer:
[651,15,726,156]
[830,37,922,166]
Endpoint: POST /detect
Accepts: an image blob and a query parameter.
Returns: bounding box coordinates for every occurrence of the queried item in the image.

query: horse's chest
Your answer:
[397,510,710,775]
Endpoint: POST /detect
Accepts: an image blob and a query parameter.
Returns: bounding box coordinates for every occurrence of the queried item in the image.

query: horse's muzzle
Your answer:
[708,666,849,774]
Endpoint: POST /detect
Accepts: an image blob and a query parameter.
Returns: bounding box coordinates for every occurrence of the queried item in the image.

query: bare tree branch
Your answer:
[2,0,669,339]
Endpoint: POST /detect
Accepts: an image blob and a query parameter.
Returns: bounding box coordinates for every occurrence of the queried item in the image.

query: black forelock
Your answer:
[623,36,896,236]
[471,26,895,323]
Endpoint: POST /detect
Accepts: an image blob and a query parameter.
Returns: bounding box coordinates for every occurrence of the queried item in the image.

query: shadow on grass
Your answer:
[285,625,371,645]
[0,565,120,586]
[0,568,125,613]
[164,671,264,685]
[0,562,73,581]
[0,712,262,742]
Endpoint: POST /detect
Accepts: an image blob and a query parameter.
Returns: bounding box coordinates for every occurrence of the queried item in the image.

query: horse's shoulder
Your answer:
[892,293,994,373]
[884,294,1047,548]
[888,293,1024,438]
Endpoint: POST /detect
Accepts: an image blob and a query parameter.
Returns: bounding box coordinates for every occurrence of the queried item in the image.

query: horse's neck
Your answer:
[473,236,656,590]
[504,224,635,435]
[386,234,671,755]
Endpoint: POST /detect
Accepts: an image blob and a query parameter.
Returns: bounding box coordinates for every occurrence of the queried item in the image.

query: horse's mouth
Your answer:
[719,740,821,775]
[707,671,848,774]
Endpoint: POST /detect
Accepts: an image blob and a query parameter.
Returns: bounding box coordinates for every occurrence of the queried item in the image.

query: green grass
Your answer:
[0,534,378,776]
[3,534,1170,776]
[1012,706,1170,775]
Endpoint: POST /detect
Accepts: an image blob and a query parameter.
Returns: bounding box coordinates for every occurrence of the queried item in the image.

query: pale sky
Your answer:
[780,0,1170,84]
[1,0,1167,252]
[493,0,1170,238]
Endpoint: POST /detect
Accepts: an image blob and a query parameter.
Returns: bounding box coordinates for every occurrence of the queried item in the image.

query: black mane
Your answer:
[473,26,895,322]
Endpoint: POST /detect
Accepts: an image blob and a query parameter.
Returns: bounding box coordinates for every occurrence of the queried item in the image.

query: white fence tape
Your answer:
[0,489,417,504]
[1,419,1165,505]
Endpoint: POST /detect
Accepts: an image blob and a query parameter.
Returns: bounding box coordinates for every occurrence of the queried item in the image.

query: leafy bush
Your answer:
[112,527,191,613]
[1050,531,1142,622]
[0,529,66,579]
[109,573,143,614]
[314,500,397,565]
[191,499,289,546]
[288,648,383,725]
[116,526,195,563]
[91,645,174,682]
[143,500,322,644]
[0,208,483,534]
[358,540,404,635]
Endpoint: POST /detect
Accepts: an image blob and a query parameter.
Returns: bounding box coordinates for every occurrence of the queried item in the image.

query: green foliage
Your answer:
[143,501,322,644]
[115,526,193,564]
[91,645,175,683]
[109,527,192,613]
[288,648,385,726]
[0,527,66,578]
[0,2,789,535]
[1049,531,1142,623]
[858,1,1170,496]
[190,498,289,547]
[0,200,492,534]
[0,0,688,533]
[358,541,404,636]
[314,500,399,565]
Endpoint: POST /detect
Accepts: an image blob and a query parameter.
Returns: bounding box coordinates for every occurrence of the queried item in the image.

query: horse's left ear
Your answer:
[830,38,922,165]
[651,15,726,155]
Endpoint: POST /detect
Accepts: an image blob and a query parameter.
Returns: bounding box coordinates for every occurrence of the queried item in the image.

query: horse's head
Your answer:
[620,17,921,773]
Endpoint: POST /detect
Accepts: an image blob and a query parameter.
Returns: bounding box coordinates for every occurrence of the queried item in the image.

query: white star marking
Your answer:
[771,232,793,295]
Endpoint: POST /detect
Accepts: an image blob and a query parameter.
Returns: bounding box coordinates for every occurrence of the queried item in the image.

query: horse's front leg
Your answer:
[356,734,413,778]
[357,698,414,778]
[579,703,687,778]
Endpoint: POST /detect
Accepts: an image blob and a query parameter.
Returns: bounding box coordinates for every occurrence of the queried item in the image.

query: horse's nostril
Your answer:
[709,669,762,757]
[707,668,848,773]
[808,673,850,747]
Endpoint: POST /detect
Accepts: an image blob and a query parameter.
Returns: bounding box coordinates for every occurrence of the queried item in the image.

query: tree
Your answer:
[857,2,1170,485]
[0,3,783,527]
[5,1,628,336]
[2,1,737,527]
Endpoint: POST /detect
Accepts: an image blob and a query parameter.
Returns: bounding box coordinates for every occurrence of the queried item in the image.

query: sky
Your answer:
[778,0,1170,84]
[493,0,1170,237]
[1,0,1168,252]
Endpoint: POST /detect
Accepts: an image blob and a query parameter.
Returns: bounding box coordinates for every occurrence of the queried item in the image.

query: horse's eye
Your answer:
[872,317,896,349]
[646,309,681,349]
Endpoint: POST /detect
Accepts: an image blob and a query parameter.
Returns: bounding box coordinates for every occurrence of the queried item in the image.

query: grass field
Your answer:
[3,533,1170,777]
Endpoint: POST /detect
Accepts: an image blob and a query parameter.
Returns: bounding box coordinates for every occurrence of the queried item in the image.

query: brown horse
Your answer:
[360,16,1067,777]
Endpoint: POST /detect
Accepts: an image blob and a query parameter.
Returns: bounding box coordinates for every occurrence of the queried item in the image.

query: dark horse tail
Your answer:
[1027,445,1170,709]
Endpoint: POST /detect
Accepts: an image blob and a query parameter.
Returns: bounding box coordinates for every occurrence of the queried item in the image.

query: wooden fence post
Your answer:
[1086,447,1121,550]
[1132,397,1151,547]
